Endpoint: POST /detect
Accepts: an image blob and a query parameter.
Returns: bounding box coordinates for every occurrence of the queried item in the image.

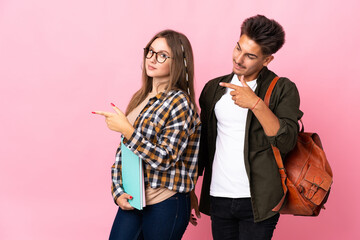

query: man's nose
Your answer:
[234,53,244,64]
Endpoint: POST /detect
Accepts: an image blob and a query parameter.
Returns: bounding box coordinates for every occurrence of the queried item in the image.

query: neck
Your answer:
[239,71,260,82]
[151,78,168,94]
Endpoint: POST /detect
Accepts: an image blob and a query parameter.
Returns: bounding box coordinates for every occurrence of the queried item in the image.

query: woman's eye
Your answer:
[160,53,168,58]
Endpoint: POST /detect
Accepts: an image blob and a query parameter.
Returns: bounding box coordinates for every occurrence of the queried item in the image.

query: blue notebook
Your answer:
[121,138,145,210]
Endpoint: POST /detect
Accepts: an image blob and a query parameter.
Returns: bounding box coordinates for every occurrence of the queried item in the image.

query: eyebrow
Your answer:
[149,46,170,55]
[247,53,258,58]
[236,42,258,58]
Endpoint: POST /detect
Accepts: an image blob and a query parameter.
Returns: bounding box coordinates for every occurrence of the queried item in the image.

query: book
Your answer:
[121,138,146,210]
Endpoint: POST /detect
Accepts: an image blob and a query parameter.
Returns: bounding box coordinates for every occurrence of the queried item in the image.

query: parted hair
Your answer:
[241,15,285,55]
[125,29,196,115]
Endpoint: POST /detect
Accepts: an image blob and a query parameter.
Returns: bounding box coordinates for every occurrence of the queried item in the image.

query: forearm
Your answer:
[111,151,125,204]
[251,99,280,136]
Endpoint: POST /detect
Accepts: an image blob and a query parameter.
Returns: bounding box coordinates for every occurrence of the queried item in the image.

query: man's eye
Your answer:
[248,55,256,59]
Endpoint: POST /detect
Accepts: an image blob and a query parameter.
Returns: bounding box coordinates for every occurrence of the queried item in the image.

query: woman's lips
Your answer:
[148,65,156,70]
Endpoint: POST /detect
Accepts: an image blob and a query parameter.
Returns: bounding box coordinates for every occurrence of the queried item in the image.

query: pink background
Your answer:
[1,0,359,239]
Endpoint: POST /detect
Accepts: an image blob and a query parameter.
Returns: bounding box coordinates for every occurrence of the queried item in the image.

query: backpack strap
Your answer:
[264,76,279,106]
[264,76,288,212]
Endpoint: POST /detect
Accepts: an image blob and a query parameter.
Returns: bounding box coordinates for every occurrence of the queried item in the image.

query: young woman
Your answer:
[93,30,201,240]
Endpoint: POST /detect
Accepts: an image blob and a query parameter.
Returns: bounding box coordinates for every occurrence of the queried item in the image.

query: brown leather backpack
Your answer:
[265,77,333,216]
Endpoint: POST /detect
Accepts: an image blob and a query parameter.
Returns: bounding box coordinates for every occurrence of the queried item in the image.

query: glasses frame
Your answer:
[144,48,171,63]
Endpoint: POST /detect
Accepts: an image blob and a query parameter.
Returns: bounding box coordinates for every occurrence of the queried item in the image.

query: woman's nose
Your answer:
[150,53,157,63]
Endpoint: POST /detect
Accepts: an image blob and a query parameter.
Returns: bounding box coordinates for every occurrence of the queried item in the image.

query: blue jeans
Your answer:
[210,197,279,240]
[109,192,190,240]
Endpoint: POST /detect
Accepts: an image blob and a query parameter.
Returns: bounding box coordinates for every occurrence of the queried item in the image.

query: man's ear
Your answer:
[263,55,274,67]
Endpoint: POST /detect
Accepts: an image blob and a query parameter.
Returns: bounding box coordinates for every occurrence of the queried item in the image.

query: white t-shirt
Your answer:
[210,74,257,198]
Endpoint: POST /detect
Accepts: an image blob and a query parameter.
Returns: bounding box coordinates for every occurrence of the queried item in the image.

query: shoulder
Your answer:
[277,77,296,86]
[258,68,300,106]
[259,68,299,94]
[267,76,301,110]
[166,90,191,106]
[164,90,196,115]
[166,90,200,125]
[275,77,299,95]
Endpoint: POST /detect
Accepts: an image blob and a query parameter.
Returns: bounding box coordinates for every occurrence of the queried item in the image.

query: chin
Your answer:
[233,69,243,76]
[145,70,155,77]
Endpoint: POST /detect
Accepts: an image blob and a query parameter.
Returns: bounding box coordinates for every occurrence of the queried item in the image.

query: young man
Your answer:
[193,15,303,239]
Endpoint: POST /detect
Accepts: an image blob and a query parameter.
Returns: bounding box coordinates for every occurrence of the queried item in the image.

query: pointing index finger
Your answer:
[92,111,112,117]
[219,82,240,90]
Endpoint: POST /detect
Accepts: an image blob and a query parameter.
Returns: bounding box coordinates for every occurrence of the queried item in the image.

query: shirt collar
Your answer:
[149,90,178,101]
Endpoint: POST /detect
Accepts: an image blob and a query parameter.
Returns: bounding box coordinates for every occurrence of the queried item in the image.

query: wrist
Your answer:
[251,97,261,111]
[122,124,135,139]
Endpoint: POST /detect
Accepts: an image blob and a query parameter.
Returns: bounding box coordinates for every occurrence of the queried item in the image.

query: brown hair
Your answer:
[125,29,196,115]
[241,15,285,55]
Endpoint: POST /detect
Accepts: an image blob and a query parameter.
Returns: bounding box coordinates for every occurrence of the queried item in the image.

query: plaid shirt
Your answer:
[111,90,201,202]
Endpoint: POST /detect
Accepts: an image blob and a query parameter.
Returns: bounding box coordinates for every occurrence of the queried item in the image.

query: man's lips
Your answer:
[234,62,246,70]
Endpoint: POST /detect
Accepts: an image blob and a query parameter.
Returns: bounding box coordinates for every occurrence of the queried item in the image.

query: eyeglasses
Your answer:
[144,48,171,63]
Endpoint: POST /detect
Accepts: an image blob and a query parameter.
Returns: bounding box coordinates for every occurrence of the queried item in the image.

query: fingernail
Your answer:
[91,112,96,114]
[130,196,133,199]
[111,103,115,107]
